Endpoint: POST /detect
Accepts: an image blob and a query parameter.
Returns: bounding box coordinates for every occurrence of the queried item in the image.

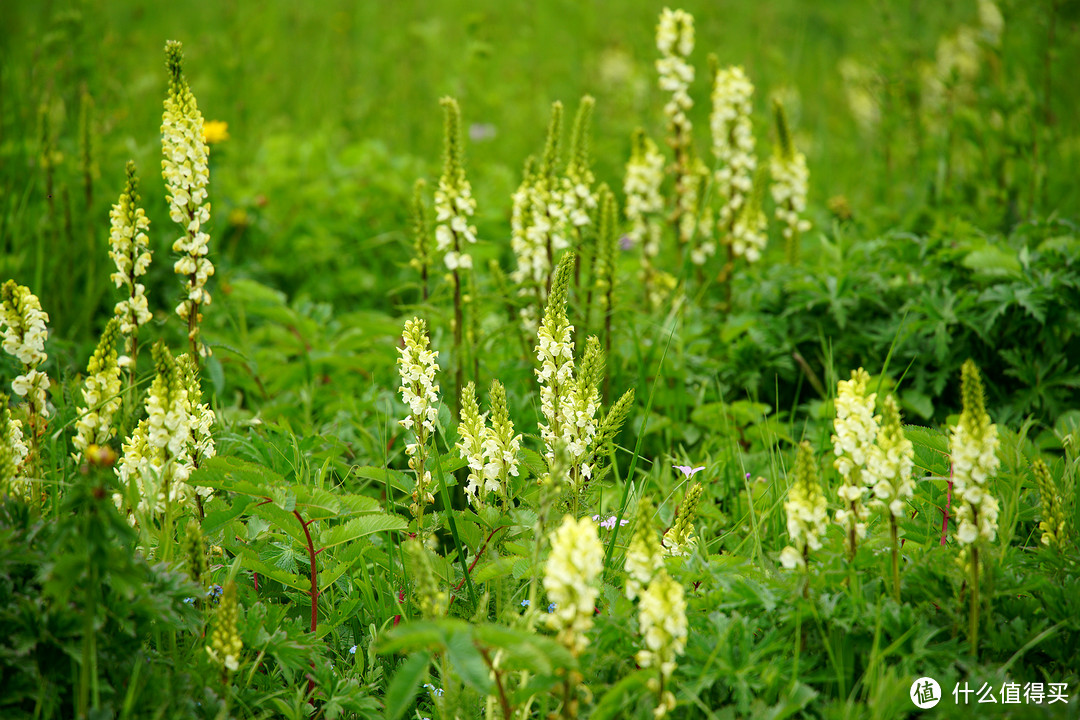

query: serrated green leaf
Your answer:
[352,466,413,493]
[519,447,547,478]
[202,496,254,537]
[189,455,286,497]
[511,557,532,579]
[471,556,520,584]
[319,514,407,551]
[238,552,308,593]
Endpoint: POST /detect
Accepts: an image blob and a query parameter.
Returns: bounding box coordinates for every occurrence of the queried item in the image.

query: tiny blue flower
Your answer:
[547,603,556,613]
[349,645,357,655]
[183,597,195,605]
[520,599,530,608]
[207,584,223,597]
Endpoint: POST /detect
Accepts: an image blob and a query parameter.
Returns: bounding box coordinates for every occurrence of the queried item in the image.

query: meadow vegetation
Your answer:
[1,1,1079,718]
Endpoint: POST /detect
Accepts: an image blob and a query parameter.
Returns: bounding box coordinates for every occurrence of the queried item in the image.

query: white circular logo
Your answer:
[910,677,942,709]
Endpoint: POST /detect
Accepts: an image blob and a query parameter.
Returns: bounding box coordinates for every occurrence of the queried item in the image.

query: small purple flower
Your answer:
[592,514,630,530]
[674,465,705,479]
[469,123,497,142]
[745,472,752,480]
[619,235,634,251]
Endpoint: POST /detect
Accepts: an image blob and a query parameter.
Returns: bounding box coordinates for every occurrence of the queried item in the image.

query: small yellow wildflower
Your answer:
[202,120,229,144]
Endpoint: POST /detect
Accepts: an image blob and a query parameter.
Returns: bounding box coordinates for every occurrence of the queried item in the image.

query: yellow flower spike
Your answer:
[544,514,604,656]
[951,360,1000,548]
[207,581,243,672]
[635,569,687,717]
[625,496,664,600]
[1032,459,1068,550]
[0,394,29,498]
[781,441,828,571]
[831,368,880,557]
[162,40,214,359]
[663,481,703,557]
[656,8,698,244]
[73,318,123,461]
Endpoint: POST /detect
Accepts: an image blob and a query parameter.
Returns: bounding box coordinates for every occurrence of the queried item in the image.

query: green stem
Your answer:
[890,517,900,603]
[969,544,980,658]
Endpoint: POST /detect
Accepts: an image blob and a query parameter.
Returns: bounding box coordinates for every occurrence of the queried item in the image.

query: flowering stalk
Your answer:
[593,185,617,389]
[73,318,123,463]
[625,496,663,600]
[457,381,487,506]
[781,442,828,596]
[181,519,209,593]
[177,353,216,516]
[510,155,544,311]
[115,341,192,539]
[397,318,441,536]
[950,360,999,656]
[0,394,29,499]
[410,178,432,303]
[545,514,604,655]
[479,379,521,511]
[637,570,686,717]
[207,581,242,675]
[108,160,152,388]
[162,40,214,360]
[512,103,574,339]
[656,8,699,251]
[536,253,577,475]
[624,129,671,308]
[435,98,477,414]
[831,368,879,560]
[663,481,703,557]
[711,65,757,251]
[769,99,811,264]
[1032,459,1069,550]
[1,280,51,485]
[867,395,915,601]
[563,96,598,299]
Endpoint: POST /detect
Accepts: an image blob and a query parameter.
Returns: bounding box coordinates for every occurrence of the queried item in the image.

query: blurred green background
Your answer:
[1,0,1077,346]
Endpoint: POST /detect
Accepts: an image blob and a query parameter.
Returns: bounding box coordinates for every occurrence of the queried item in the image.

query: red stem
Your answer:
[293,509,319,633]
[450,526,508,597]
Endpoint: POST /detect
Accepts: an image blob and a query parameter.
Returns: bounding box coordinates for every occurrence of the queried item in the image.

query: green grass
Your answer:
[1,1,1080,719]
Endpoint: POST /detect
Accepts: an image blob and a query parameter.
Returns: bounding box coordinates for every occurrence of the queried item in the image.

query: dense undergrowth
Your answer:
[1,2,1079,719]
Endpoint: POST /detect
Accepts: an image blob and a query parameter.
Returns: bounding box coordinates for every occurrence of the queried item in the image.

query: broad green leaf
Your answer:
[190,456,287,498]
[238,553,308,593]
[353,466,413,493]
[377,620,454,655]
[383,652,429,720]
[445,627,492,693]
[471,556,520,584]
[202,496,254,537]
[473,624,575,676]
[318,514,407,551]
[962,244,1021,278]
